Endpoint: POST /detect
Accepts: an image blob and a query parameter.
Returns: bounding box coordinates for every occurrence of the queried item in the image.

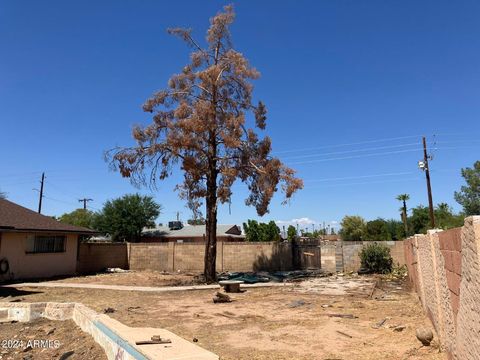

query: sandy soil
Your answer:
[1,275,446,360]
[0,318,107,360]
[50,270,205,287]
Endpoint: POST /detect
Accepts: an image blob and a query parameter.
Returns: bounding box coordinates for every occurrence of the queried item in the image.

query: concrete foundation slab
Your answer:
[0,301,218,360]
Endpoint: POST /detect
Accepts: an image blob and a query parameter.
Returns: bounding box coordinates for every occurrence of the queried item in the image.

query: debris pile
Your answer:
[217,269,329,284]
[105,268,129,273]
[213,292,232,303]
[384,265,408,281]
[135,335,172,345]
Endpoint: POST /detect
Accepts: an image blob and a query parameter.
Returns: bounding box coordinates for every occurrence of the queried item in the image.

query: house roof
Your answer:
[0,199,95,234]
[142,224,244,238]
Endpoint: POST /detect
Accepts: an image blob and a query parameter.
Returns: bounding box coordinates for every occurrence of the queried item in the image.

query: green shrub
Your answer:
[359,243,393,274]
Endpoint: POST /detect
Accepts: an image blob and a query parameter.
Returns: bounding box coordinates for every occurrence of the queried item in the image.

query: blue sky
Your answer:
[1,1,479,231]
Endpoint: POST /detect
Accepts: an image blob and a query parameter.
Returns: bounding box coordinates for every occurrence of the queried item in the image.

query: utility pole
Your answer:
[38,172,45,214]
[78,198,93,210]
[419,136,435,228]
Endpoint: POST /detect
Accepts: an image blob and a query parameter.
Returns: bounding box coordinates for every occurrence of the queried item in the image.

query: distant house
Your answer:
[0,199,95,281]
[320,234,341,241]
[142,222,244,242]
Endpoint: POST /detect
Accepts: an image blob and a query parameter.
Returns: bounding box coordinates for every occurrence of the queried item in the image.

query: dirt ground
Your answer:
[1,274,446,360]
[0,318,107,360]
[50,270,205,287]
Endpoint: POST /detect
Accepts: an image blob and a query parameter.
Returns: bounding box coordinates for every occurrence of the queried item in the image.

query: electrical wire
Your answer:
[304,176,423,190]
[282,142,421,160]
[273,134,423,154]
[45,180,81,200]
[286,145,480,165]
[303,171,416,183]
[287,148,422,165]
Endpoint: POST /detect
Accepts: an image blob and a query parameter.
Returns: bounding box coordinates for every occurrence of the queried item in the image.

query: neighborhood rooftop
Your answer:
[142,224,243,238]
[0,198,95,233]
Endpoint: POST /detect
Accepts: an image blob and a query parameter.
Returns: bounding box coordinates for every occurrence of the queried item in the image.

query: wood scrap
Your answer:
[136,340,172,345]
[372,318,387,329]
[369,280,377,298]
[336,330,353,338]
[136,336,171,345]
[325,313,358,319]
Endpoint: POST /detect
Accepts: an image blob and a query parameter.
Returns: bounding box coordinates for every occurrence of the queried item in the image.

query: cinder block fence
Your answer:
[404,216,480,360]
[77,239,405,274]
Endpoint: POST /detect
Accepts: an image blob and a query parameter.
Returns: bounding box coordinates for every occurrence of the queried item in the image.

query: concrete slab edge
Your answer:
[4,281,293,293]
[0,302,217,360]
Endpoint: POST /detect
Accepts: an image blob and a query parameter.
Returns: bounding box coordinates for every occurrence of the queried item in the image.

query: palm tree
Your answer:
[396,194,410,238]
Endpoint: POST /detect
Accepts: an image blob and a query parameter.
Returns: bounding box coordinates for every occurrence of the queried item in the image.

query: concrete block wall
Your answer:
[127,243,170,271]
[388,241,406,265]
[339,241,406,273]
[438,228,462,316]
[126,241,292,273]
[223,242,292,271]
[404,216,480,360]
[335,242,344,272]
[77,240,405,275]
[173,243,206,271]
[320,242,336,272]
[77,243,128,273]
[341,241,363,272]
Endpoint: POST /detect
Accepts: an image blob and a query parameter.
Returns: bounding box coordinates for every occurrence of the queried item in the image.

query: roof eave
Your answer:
[0,228,98,235]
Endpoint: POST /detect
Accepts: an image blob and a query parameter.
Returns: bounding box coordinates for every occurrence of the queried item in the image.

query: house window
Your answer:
[26,235,66,254]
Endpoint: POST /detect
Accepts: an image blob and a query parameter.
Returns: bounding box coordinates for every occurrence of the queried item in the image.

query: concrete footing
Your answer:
[0,302,218,360]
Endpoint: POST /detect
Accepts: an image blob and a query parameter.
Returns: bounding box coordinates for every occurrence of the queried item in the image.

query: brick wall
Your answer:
[404,216,480,360]
[76,243,128,273]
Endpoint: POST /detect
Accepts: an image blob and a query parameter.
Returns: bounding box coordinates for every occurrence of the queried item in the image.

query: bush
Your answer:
[359,243,393,274]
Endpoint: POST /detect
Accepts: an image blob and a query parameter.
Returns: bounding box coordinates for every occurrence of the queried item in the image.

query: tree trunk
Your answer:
[204,168,218,283]
[204,50,219,284]
[402,201,408,238]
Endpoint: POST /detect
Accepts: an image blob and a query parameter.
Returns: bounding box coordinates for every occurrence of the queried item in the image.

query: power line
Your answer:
[274,133,480,156]
[282,142,421,160]
[87,204,101,212]
[286,145,480,166]
[0,171,43,179]
[273,134,423,155]
[1,180,38,187]
[304,176,422,190]
[45,180,80,199]
[288,148,422,165]
[43,195,79,207]
[303,171,416,183]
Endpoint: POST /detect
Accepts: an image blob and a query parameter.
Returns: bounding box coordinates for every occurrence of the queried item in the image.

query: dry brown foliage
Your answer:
[107,5,302,281]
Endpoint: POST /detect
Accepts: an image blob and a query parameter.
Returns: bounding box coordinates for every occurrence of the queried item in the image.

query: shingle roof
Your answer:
[142,224,244,238]
[0,199,95,233]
